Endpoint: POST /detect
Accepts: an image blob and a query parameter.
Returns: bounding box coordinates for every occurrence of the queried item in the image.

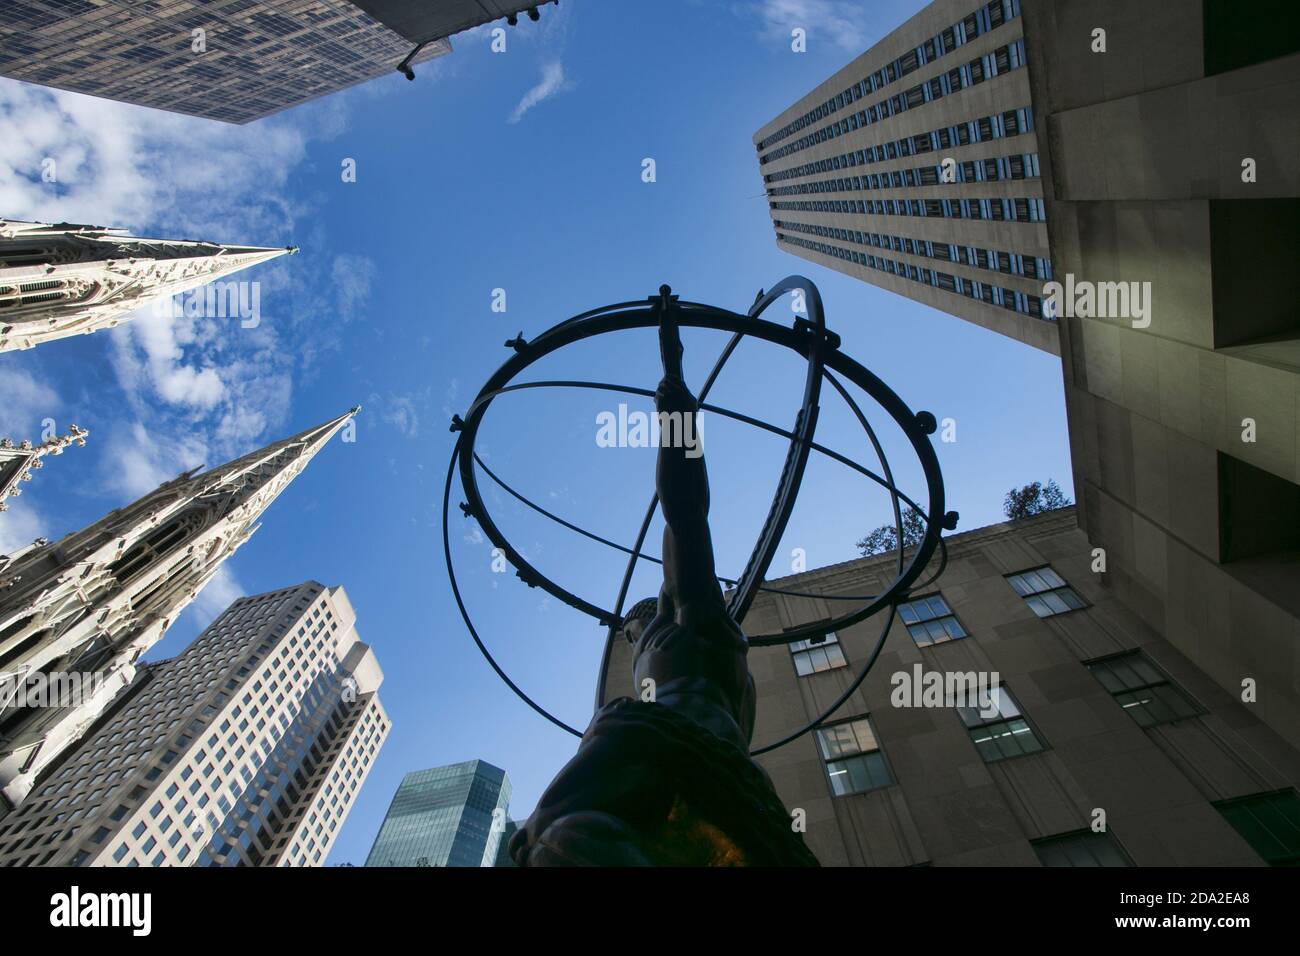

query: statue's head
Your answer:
[620,597,659,644]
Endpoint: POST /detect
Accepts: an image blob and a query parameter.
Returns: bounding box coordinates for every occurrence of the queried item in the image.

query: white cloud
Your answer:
[188,564,246,627]
[126,308,227,410]
[381,395,420,438]
[0,502,45,557]
[508,61,568,124]
[331,254,376,324]
[0,364,60,438]
[753,0,872,53]
[105,420,210,499]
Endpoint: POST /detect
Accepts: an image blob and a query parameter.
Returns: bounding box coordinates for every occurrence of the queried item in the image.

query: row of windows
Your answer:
[813,652,1201,777]
[757,0,1019,151]
[767,153,1040,198]
[773,218,1053,282]
[776,232,1049,320]
[760,37,1028,166]
[772,193,1047,224]
[763,107,1035,185]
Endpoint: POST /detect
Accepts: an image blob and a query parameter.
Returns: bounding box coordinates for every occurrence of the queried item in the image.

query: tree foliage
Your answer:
[855,505,926,556]
[1002,479,1072,521]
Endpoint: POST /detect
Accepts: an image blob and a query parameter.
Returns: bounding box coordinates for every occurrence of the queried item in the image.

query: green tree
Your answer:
[1002,479,1072,520]
[856,505,926,556]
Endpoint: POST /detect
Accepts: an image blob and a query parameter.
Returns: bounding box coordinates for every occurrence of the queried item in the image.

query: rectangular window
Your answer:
[790,632,847,676]
[957,686,1045,761]
[1087,652,1200,727]
[1213,789,1300,866]
[816,717,893,795]
[899,594,967,647]
[1033,829,1132,866]
[1007,567,1085,617]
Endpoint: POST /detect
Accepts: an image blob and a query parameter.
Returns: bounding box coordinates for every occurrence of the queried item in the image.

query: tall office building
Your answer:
[0,408,358,813]
[0,1,556,125]
[753,0,1057,353]
[364,759,511,867]
[0,582,389,866]
[756,0,1300,764]
[0,425,87,513]
[0,219,293,353]
[601,508,1300,865]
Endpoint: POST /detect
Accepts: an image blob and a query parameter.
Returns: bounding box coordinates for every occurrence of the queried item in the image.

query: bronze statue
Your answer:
[507,293,819,866]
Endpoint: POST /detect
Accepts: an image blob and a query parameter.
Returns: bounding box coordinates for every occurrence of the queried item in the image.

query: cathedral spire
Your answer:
[0,218,295,353]
[0,425,88,513]
[0,407,356,812]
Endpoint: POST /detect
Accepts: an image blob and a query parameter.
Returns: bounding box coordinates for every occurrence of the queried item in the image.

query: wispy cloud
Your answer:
[0,364,60,438]
[0,503,45,558]
[188,564,247,627]
[508,61,568,124]
[331,254,376,324]
[752,0,872,54]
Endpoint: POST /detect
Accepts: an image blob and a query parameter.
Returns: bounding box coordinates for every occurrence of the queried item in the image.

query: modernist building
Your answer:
[601,508,1300,866]
[0,425,87,513]
[755,0,1300,779]
[753,0,1057,353]
[0,0,555,125]
[364,759,512,867]
[0,219,293,354]
[0,582,389,867]
[0,408,358,813]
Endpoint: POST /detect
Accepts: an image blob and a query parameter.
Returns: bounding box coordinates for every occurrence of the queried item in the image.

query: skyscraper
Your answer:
[600,507,1300,865]
[0,408,358,813]
[0,581,389,867]
[0,1,556,125]
[0,219,294,353]
[0,425,88,513]
[364,759,511,867]
[755,0,1300,762]
[753,0,1057,353]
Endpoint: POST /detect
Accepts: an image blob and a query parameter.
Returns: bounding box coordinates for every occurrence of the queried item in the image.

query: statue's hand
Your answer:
[655,375,698,415]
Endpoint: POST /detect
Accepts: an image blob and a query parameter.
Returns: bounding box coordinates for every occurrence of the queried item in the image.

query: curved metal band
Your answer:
[445,282,948,750]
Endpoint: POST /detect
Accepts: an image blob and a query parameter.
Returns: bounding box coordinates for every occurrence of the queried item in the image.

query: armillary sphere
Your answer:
[443,276,956,754]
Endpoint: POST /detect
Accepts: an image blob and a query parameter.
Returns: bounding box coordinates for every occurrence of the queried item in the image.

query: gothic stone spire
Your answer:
[0,218,295,353]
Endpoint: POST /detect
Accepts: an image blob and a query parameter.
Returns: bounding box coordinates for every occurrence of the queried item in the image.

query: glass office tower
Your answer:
[364,760,511,867]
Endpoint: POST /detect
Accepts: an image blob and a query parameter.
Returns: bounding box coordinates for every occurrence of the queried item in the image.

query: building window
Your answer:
[1006,567,1085,617]
[790,632,847,676]
[1213,790,1300,866]
[1087,651,1200,727]
[815,717,893,795]
[1033,829,1132,866]
[957,686,1045,761]
[899,594,967,646]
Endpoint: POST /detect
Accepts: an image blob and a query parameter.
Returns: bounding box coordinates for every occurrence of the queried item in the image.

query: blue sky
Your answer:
[0,0,1071,864]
